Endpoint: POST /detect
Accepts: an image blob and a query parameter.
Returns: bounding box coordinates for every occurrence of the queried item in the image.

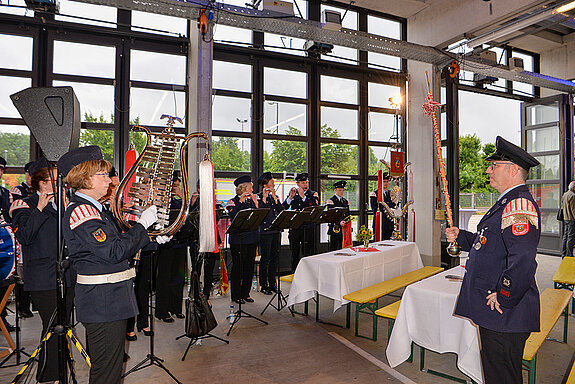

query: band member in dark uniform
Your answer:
[59,146,156,384]
[10,161,33,319]
[227,175,259,304]
[155,171,188,322]
[10,158,75,383]
[326,180,349,251]
[370,172,396,240]
[257,172,284,295]
[446,137,541,384]
[0,156,14,331]
[283,173,319,272]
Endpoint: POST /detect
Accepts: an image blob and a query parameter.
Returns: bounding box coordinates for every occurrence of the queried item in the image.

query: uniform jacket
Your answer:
[10,193,75,291]
[326,194,349,236]
[561,189,575,221]
[0,186,11,222]
[63,194,150,323]
[454,184,541,333]
[10,182,30,201]
[257,191,284,234]
[283,188,319,229]
[370,189,395,232]
[226,194,260,244]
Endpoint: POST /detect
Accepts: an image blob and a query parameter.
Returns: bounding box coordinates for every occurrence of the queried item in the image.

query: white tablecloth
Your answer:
[286,241,423,311]
[386,266,483,383]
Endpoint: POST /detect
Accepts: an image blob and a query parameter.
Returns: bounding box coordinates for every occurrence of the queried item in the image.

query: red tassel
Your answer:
[377,169,383,203]
[374,212,381,242]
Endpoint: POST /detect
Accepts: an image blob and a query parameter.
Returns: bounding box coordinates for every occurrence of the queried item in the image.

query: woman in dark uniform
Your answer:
[10,157,75,383]
[226,175,259,304]
[59,146,157,384]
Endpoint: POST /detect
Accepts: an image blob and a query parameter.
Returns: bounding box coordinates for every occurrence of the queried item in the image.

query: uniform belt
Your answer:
[76,268,136,285]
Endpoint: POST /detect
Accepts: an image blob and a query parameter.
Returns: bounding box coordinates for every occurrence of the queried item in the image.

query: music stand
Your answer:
[260,210,307,316]
[225,208,269,336]
[300,205,325,256]
[318,207,349,250]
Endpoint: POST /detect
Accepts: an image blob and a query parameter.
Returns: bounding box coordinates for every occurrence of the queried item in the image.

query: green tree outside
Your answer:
[459,134,494,193]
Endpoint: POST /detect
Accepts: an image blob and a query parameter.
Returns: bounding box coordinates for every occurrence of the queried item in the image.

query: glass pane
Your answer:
[263,139,306,174]
[0,125,30,167]
[526,102,559,126]
[0,0,33,16]
[529,154,559,180]
[264,68,307,99]
[213,61,251,92]
[54,41,116,79]
[129,87,186,126]
[368,112,398,142]
[368,83,401,108]
[512,51,534,97]
[131,50,186,85]
[526,126,559,152]
[321,76,358,104]
[540,210,560,234]
[0,34,33,71]
[53,80,115,122]
[321,107,358,140]
[368,53,401,71]
[0,76,31,118]
[80,129,114,162]
[321,143,358,175]
[131,11,188,37]
[265,33,306,56]
[56,0,117,28]
[212,96,252,133]
[529,183,560,209]
[368,146,390,176]
[320,179,358,210]
[264,101,306,135]
[367,15,401,71]
[213,25,252,46]
[212,136,251,172]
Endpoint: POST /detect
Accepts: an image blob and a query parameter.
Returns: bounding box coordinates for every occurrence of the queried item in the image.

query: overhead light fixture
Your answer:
[466,1,575,49]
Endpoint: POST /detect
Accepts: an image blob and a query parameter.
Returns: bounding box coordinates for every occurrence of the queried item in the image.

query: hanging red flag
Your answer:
[374,212,381,242]
[389,151,405,178]
[219,250,229,294]
[342,220,353,248]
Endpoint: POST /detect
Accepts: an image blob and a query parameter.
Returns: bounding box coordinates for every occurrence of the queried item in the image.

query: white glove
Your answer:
[156,235,172,245]
[137,205,158,229]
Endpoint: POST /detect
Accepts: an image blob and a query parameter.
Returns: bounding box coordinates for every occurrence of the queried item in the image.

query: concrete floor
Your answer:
[0,254,572,384]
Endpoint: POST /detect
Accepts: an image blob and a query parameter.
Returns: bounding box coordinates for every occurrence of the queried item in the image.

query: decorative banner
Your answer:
[342,221,353,248]
[374,212,381,242]
[219,250,229,294]
[377,169,383,203]
[389,151,405,178]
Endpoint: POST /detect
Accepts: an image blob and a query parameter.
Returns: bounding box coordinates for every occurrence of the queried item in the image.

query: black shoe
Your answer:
[18,310,33,319]
[175,313,185,319]
[126,333,137,341]
[143,329,154,336]
[269,286,278,293]
[162,316,174,323]
[233,299,245,305]
[244,297,254,303]
[261,288,272,295]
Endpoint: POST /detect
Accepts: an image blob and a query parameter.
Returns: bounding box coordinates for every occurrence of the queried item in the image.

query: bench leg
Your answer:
[346,303,350,329]
[564,304,569,343]
[354,301,378,341]
[420,345,471,383]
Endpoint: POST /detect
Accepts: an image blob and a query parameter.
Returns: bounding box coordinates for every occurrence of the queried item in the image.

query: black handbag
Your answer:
[185,271,217,338]
[557,208,564,221]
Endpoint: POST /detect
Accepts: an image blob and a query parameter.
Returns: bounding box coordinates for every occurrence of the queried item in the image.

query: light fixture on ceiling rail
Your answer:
[466,0,575,49]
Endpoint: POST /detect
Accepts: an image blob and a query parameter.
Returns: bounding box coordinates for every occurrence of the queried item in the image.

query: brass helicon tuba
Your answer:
[112,116,209,237]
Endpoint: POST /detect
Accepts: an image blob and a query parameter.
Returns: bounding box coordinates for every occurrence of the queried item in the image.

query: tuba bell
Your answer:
[112,116,209,237]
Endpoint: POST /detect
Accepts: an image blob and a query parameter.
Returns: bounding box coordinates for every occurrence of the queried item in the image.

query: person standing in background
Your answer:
[326,180,349,251]
[560,181,575,257]
[370,172,395,240]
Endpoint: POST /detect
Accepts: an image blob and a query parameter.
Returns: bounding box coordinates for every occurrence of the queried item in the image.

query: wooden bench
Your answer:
[522,288,572,384]
[552,257,575,314]
[343,266,444,341]
[375,300,413,363]
[567,361,575,384]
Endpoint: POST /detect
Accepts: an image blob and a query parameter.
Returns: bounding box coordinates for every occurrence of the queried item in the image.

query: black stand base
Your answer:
[122,353,181,384]
[175,333,229,361]
[0,302,31,368]
[227,307,268,336]
[260,288,294,317]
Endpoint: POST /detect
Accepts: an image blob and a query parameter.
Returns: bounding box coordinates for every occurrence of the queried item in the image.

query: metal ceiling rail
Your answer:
[72,0,575,93]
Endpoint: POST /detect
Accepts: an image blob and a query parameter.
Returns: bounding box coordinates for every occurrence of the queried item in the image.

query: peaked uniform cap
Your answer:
[485,136,540,170]
[57,146,104,177]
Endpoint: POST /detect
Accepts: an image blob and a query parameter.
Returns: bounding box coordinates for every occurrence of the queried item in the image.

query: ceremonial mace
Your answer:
[423,72,461,257]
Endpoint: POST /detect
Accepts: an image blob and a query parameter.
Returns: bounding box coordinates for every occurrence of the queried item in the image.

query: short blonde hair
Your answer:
[65,159,111,190]
[236,182,252,196]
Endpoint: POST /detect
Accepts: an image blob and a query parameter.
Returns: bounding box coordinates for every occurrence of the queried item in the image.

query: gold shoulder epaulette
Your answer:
[501,198,539,230]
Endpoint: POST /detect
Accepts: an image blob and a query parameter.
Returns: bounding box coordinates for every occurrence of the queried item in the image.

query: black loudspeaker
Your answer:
[10,87,81,162]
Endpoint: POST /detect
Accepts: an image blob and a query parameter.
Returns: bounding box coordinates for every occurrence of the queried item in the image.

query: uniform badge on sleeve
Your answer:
[92,228,107,242]
[511,221,529,236]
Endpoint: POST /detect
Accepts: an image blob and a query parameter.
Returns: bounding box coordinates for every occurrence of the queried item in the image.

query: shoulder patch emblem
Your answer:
[9,199,29,216]
[512,221,529,236]
[91,228,107,242]
[70,204,102,230]
[501,198,539,231]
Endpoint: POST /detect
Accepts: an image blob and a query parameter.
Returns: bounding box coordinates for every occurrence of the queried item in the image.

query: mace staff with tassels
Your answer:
[423,71,461,257]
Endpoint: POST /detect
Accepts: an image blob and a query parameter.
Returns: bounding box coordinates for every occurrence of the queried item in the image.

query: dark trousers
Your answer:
[479,326,530,384]
[259,232,280,289]
[30,287,75,382]
[562,220,575,257]
[382,218,394,240]
[127,251,154,333]
[289,227,314,272]
[230,243,256,301]
[15,265,31,314]
[329,233,343,251]
[84,319,127,384]
[190,244,218,299]
[155,246,187,318]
